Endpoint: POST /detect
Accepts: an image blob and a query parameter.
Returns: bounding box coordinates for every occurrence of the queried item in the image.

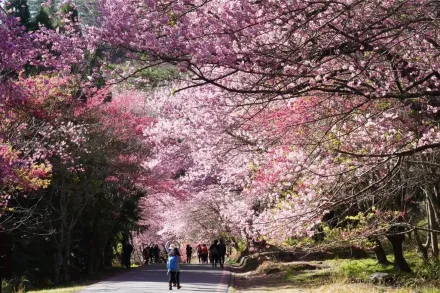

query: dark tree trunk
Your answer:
[0,234,13,293]
[414,229,429,261]
[97,234,109,269]
[64,235,72,282]
[386,234,411,272]
[104,240,113,267]
[369,237,390,265]
[54,244,63,284]
[240,247,250,258]
[87,237,96,276]
[428,197,439,258]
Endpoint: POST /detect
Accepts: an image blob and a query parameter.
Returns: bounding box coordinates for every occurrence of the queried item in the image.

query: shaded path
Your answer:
[77,264,231,293]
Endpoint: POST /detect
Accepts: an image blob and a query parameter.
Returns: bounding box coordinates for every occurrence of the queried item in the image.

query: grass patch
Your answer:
[2,266,133,293]
[26,285,86,293]
[1,280,85,293]
[234,249,440,292]
[322,254,440,292]
[286,269,333,286]
[283,252,440,292]
[330,257,394,281]
[328,252,440,287]
[285,263,333,287]
[301,283,440,293]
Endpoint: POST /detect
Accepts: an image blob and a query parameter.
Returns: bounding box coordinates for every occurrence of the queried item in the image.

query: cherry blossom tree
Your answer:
[94,0,440,252]
[0,2,87,217]
[134,76,440,271]
[0,0,427,274]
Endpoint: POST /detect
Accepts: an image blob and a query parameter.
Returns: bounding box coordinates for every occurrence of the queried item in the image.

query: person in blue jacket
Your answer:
[167,248,181,290]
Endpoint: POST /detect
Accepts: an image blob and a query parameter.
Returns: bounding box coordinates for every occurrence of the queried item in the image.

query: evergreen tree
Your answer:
[34,7,53,29]
[6,0,31,28]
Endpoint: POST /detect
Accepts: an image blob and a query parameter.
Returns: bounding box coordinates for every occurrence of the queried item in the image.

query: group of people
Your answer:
[165,239,227,290]
[142,244,162,264]
[121,239,228,290]
[121,242,165,268]
[195,239,227,268]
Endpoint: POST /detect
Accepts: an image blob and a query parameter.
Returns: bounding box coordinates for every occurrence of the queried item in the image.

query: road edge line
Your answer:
[226,266,235,293]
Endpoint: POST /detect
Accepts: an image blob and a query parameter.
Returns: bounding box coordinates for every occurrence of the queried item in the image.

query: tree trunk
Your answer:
[386,234,411,272]
[240,247,250,258]
[229,236,240,251]
[369,237,390,265]
[240,237,250,258]
[103,240,113,267]
[414,228,429,261]
[54,244,63,284]
[88,237,96,276]
[98,232,111,269]
[427,192,439,258]
[63,235,72,282]
[55,176,67,284]
[54,214,64,284]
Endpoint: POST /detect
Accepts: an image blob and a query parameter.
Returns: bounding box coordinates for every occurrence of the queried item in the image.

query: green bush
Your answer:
[2,279,14,293]
[2,276,29,293]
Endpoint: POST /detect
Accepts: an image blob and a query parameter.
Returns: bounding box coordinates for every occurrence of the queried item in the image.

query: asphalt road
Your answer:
[77,263,231,293]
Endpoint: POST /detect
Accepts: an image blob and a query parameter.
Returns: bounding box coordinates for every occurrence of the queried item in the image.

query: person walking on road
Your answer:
[166,248,181,290]
[200,244,208,264]
[217,239,227,268]
[209,240,219,267]
[149,245,155,263]
[154,244,160,263]
[185,244,193,264]
[196,244,202,263]
[143,245,150,265]
[122,240,133,268]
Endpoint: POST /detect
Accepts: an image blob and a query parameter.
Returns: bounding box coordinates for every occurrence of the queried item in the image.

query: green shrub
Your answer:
[2,279,14,293]
[2,276,29,293]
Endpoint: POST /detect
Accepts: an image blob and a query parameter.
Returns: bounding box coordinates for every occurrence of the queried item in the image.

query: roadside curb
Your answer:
[226,267,235,293]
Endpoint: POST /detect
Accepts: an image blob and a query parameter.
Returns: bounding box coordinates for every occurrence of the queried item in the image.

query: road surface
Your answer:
[77,264,231,293]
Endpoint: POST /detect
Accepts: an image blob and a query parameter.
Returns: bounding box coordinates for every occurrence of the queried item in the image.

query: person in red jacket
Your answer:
[200,244,208,264]
[143,245,150,265]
